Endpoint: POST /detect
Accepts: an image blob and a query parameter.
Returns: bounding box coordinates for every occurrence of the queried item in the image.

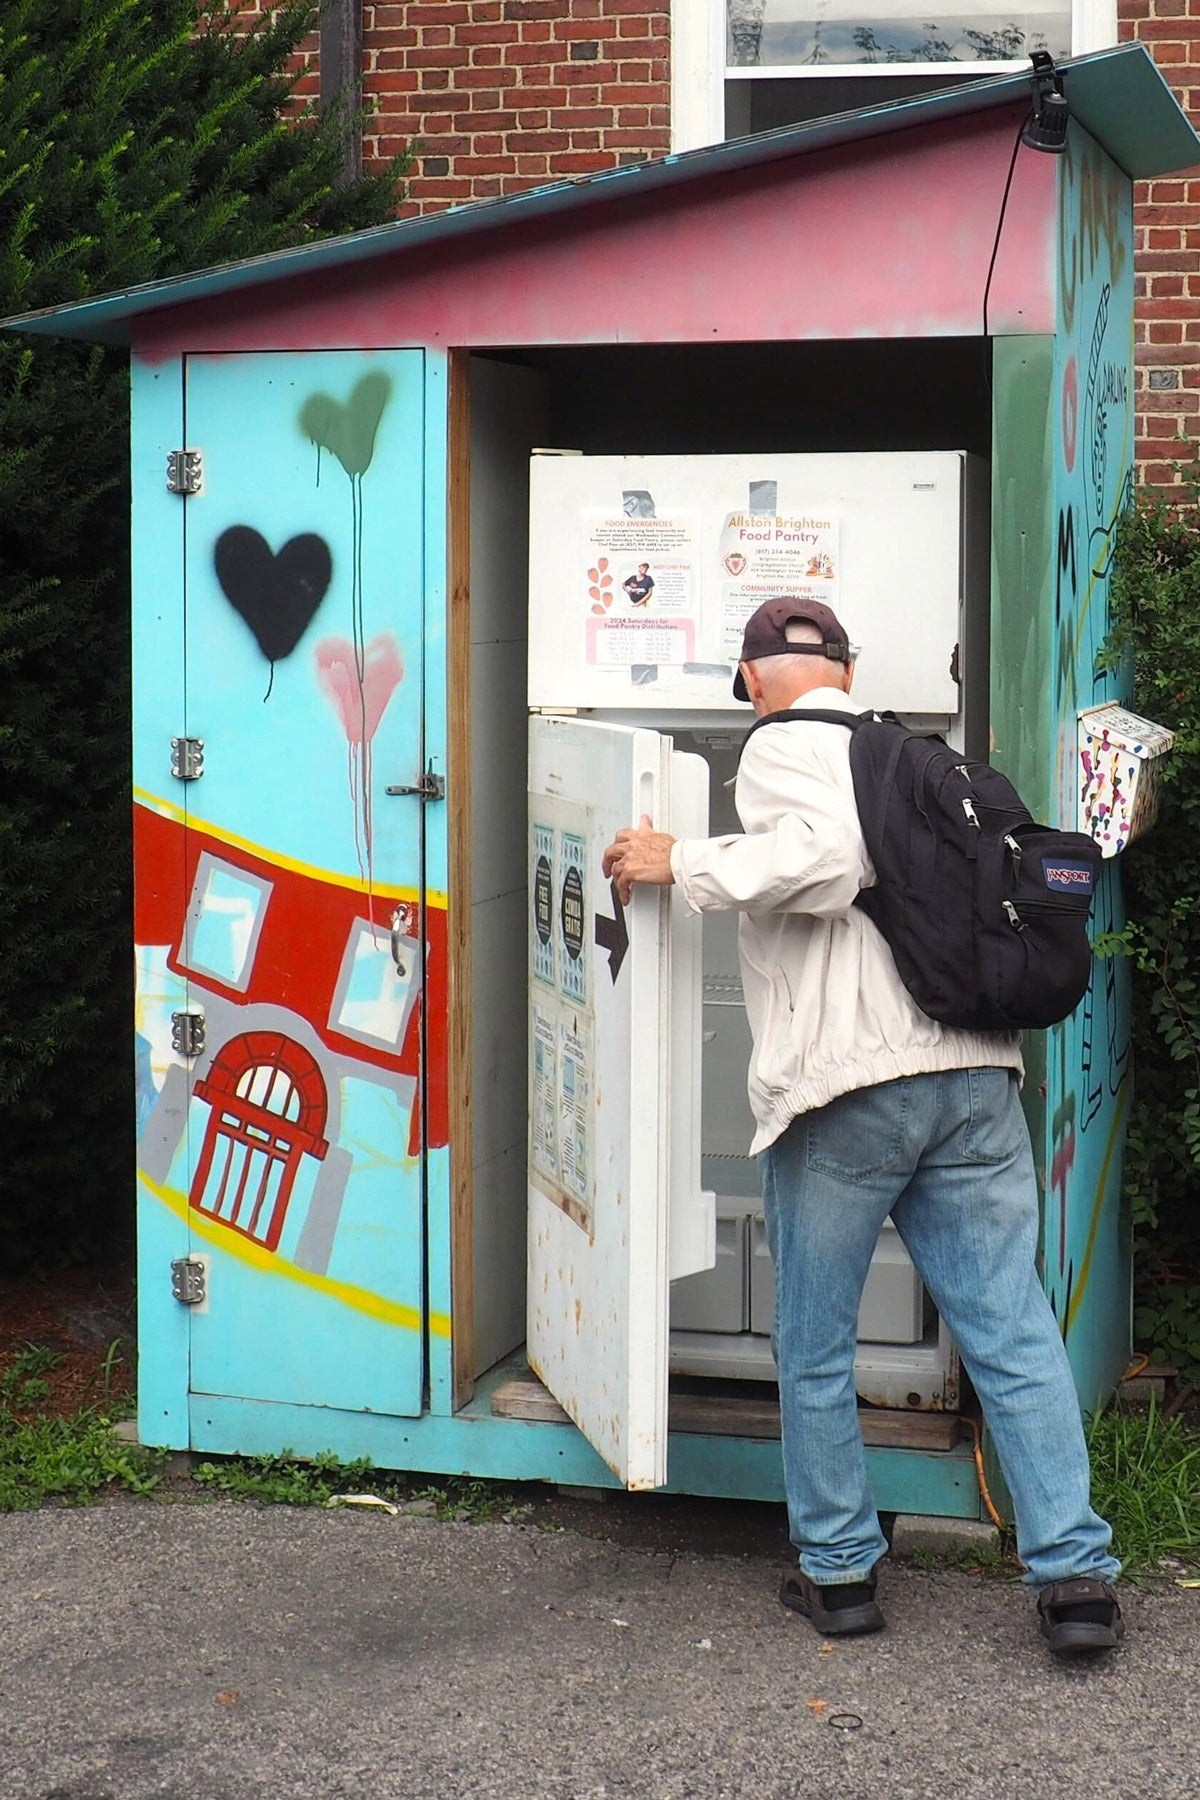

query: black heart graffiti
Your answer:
[213,527,333,684]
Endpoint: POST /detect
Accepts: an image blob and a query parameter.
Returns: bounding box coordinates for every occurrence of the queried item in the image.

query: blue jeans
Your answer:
[760,1068,1120,1591]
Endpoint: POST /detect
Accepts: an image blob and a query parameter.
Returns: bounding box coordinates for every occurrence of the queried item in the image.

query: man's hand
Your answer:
[601,815,676,906]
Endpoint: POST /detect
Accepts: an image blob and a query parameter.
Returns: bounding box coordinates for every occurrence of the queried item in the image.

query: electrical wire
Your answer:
[966,1358,1157,1545]
[962,1414,1010,1535]
[978,113,1029,354]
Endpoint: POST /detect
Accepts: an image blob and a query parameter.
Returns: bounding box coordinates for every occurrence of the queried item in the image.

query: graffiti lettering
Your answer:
[1079,158,1127,302]
[1098,362,1128,410]
[1085,285,1112,528]
[1055,506,1077,624]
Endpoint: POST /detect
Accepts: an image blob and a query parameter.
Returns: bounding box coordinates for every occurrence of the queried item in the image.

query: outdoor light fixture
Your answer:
[1022,50,1070,154]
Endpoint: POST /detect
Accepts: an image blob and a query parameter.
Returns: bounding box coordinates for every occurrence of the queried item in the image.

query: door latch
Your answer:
[386,768,445,801]
[170,1257,206,1306]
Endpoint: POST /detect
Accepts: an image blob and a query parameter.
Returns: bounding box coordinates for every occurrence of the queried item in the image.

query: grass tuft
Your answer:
[0,1343,65,1412]
[0,1407,164,1511]
[191,1450,380,1506]
[191,1452,531,1522]
[1087,1401,1200,1575]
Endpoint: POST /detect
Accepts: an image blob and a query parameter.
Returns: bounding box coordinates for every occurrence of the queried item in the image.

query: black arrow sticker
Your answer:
[594,879,630,985]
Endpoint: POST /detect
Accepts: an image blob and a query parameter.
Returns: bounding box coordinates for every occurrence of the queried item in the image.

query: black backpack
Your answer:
[743,709,1104,1033]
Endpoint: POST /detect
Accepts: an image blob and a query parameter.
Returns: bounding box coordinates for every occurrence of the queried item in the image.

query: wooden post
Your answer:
[447,349,475,1408]
[319,0,363,185]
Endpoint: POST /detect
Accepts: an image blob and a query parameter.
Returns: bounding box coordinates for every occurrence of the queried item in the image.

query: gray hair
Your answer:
[785,620,825,649]
[745,619,846,687]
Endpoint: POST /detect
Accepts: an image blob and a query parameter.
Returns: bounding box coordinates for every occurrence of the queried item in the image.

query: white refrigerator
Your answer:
[526,451,983,1487]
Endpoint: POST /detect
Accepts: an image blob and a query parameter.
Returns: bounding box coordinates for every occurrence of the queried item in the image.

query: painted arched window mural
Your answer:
[190,1032,330,1251]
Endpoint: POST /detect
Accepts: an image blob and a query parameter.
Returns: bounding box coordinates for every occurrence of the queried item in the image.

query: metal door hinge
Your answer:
[171,1010,206,1059]
[386,768,445,801]
[171,736,204,781]
[167,449,203,495]
[171,1257,206,1306]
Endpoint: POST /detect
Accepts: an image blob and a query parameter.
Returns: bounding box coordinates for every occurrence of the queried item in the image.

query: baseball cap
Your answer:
[732,596,852,701]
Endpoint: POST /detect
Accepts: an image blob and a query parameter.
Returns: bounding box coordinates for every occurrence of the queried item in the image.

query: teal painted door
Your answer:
[166,351,430,1419]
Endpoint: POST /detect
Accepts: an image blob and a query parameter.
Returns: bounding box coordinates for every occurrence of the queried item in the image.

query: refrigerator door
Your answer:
[528,716,679,1489]
[528,451,966,716]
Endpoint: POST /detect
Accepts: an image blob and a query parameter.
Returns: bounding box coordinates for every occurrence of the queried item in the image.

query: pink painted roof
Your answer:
[2,43,1195,350]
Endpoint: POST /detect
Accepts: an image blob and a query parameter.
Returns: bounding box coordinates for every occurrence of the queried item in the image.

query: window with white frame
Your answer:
[728,0,1070,70]
[671,0,1118,150]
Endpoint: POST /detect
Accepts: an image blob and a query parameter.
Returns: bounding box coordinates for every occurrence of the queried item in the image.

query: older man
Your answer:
[602,595,1121,1657]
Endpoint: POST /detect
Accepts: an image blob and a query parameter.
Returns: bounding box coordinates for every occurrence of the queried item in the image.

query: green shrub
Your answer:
[1102,475,1200,1383]
[0,1,406,1269]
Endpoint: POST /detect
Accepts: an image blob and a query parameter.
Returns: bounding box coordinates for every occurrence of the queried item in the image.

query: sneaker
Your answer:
[1036,1577,1124,1656]
[779,1563,885,1637]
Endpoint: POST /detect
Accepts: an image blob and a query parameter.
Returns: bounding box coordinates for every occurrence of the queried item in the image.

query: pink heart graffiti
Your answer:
[315,635,404,743]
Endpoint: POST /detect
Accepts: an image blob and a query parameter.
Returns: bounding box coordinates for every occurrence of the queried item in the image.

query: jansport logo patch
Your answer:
[1042,858,1095,895]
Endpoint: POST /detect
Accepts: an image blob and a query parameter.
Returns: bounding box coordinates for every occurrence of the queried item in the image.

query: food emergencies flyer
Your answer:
[719,510,840,658]
[582,511,698,666]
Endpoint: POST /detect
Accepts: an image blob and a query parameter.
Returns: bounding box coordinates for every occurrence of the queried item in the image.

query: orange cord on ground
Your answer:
[963,1415,1008,1534]
[1120,1352,1151,1382]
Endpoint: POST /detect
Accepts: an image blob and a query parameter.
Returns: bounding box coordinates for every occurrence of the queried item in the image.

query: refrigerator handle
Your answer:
[667,748,716,1284]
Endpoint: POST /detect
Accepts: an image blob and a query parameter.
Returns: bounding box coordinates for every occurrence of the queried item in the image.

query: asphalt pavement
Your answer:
[0,1498,1195,1800]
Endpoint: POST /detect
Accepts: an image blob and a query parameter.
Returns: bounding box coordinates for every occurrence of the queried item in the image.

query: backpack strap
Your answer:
[740,707,874,762]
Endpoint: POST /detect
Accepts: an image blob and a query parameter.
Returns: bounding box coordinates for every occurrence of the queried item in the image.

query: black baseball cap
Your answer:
[732,596,851,701]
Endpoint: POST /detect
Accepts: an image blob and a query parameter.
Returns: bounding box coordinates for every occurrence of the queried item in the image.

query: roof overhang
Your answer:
[3,43,1196,348]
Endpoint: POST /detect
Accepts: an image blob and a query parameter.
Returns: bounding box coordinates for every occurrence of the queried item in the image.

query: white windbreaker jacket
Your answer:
[669,687,1023,1154]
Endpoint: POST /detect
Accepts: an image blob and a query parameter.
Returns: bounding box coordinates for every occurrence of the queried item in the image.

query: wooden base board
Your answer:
[490,1370,962,1451]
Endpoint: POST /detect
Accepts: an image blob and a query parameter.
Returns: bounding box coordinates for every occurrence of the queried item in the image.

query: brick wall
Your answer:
[360,0,670,214]
[1120,0,1200,485]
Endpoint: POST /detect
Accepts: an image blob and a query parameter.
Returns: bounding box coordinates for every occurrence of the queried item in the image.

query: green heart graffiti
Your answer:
[297,368,394,905]
[299,371,392,478]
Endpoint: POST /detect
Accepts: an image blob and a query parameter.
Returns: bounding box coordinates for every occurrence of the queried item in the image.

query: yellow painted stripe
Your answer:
[140,1167,452,1339]
[1069,563,1102,675]
[1064,1078,1130,1335]
[133,787,447,908]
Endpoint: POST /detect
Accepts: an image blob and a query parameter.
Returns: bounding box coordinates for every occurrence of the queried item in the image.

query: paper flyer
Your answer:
[718,510,840,659]
[583,511,698,666]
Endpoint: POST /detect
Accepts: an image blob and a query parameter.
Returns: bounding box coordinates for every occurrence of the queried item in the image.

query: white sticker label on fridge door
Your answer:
[528,794,597,1234]
[530,1008,594,1235]
[531,822,556,990]
[719,511,840,659]
[531,1006,559,1187]
[558,830,588,1004]
[556,1019,593,1233]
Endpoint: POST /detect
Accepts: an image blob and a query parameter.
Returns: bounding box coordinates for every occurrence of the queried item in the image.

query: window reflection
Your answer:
[726,0,1069,66]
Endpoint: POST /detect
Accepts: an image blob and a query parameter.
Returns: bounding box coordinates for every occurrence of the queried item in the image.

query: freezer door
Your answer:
[527,451,967,716]
[528,716,677,1488]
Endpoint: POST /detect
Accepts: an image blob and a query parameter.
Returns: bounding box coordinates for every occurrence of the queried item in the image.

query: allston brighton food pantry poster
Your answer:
[577,492,839,670]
